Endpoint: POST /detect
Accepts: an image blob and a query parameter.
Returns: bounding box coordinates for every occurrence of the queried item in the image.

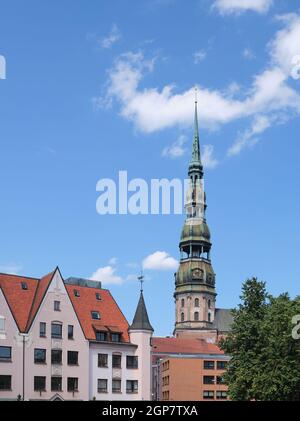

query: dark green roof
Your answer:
[130,292,154,332]
[212,308,233,332]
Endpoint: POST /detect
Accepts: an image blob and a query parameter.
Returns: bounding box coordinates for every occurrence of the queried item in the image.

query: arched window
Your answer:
[208,313,211,322]
[208,299,211,309]
[195,298,199,307]
[194,312,199,321]
[181,298,185,308]
[181,312,184,322]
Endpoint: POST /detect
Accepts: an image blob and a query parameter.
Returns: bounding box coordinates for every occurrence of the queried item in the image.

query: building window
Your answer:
[34,348,46,364]
[98,379,108,393]
[111,333,121,343]
[112,379,121,393]
[51,377,62,392]
[98,353,108,368]
[51,322,62,339]
[217,361,228,370]
[95,293,101,301]
[181,298,185,308]
[194,311,199,321]
[203,390,214,400]
[195,298,199,307]
[68,377,78,392]
[0,346,12,361]
[181,312,184,322]
[217,375,225,385]
[91,311,100,320]
[96,331,107,342]
[68,325,74,340]
[112,354,122,368]
[216,391,227,400]
[51,349,62,365]
[126,355,138,369]
[0,375,11,391]
[0,317,5,332]
[67,351,78,366]
[203,375,215,385]
[126,380,138,394]
[54,301,61,311]
[203,360,215,370]
[34,376,46,392]
[208,299,211,309]
[208,313,211,322]
[21,282,28,290]
[74,289,80,297]
[39,322,46,338]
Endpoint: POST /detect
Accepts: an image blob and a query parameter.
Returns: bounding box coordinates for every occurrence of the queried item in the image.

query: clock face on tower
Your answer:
[192,268,203,279]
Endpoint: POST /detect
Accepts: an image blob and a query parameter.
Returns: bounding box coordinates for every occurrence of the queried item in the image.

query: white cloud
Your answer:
[202,145,219,168]
[213,0,273,15]
[194,50,207,64]
[100,24,121,49]
[108,257,118,265]
[143,251,179,271]
[90,265,123,285]
[0,263,22,275]
[243,48,256,60]
[98,13,300,156]
[162,135,187,158]
[227,114,271,156]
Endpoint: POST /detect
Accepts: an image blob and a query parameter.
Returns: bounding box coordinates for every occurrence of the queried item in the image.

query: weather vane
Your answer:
[138,270,144,292]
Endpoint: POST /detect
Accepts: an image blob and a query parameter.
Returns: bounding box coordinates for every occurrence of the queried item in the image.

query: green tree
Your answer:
[220,278,300,401]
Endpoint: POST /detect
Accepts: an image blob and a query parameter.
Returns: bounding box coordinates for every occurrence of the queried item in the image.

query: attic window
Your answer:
[91,311,100,320]
[95,293,101,301]
[21,282,28,290]
[74,290,80,298]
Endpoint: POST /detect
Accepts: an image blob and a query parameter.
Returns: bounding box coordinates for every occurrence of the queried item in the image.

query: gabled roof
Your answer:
[152,337,224,355]
[66,284,130,342]
[0,269,131,342]
[129,292,153,332]
[26,271,55,331]
[0,273,40,332]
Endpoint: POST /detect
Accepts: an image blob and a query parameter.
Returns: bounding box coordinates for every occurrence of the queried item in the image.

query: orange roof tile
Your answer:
[66,285,130,342]
[152,337,224,355]
[0,273,39,332]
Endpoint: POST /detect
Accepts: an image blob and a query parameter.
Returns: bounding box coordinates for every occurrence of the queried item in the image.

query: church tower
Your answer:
[174,95,217,338]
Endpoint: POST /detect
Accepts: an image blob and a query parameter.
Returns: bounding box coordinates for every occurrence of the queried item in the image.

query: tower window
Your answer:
[21,282,28,290]
[181,312,184,322]
[208,299,211,309]
[181,298,185,308]
[194,312,199,321]
[195,298,199,307]
[208,313,211,322]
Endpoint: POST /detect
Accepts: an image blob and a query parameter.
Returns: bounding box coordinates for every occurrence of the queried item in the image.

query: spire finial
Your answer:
[195,86,198,103]
[138,271,144,293]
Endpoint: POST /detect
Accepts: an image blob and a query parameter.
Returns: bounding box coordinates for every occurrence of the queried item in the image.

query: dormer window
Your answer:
[96,331,107,342]
[95,293,101,301]
[21,282,28,290]
[91,311,100,320]
[111,333,121,343]
[74,290,80,298]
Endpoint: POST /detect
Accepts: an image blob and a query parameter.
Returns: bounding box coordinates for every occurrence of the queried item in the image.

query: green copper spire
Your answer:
[192,99,200,162]
[188,89,203,178]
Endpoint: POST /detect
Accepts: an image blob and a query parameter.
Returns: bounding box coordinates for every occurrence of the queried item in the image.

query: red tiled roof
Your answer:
[66,285,130,342]
[0,273,39,332]
[26,271,55,330]
[0,270,130,343]
[152,337,224,355]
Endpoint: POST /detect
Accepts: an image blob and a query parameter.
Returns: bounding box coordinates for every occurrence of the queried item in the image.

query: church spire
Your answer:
[189,88,203,179]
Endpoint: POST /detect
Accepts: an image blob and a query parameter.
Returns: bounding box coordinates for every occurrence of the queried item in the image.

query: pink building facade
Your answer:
[0,268,153,401]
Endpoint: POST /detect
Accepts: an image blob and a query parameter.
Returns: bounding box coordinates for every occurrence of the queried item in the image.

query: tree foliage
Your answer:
[220,278,300,401]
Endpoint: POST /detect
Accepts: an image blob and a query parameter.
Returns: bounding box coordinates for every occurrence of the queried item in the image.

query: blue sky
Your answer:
[0,0,300,336]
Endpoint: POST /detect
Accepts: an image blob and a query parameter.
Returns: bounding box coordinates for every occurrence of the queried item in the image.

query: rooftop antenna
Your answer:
[137,270,144,293]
